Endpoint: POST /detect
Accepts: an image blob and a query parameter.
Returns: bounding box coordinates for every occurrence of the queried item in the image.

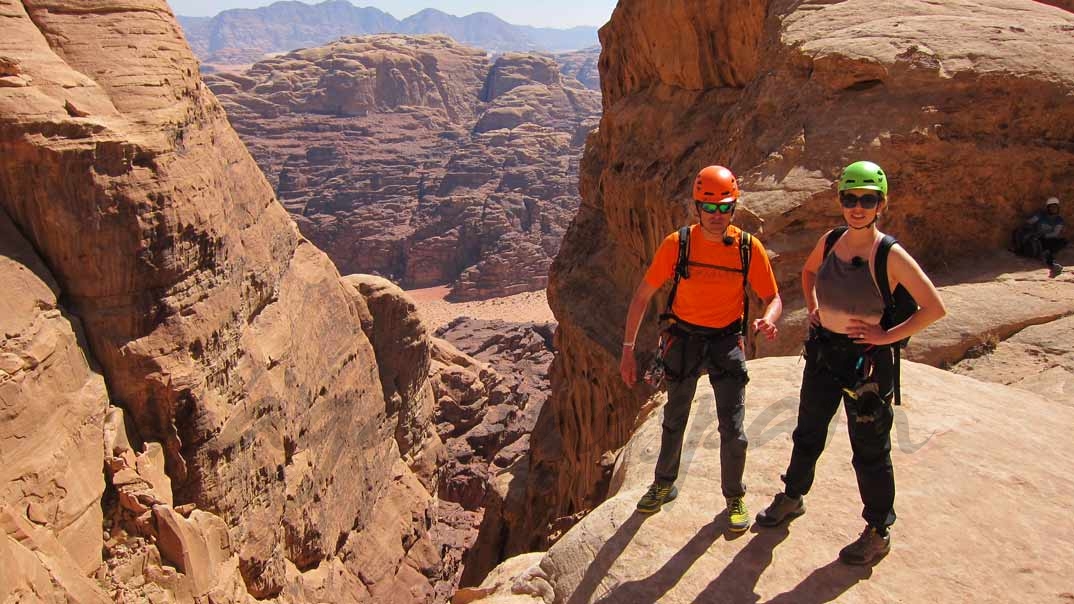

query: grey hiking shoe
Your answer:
[727,497,750,532]
[755,492,805,527]
[1050,262,1064,278]
[636,482,678,514]
[839,526,891,565]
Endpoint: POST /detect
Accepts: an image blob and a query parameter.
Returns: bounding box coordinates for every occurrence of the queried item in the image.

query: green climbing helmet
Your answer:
[838,161,888,196]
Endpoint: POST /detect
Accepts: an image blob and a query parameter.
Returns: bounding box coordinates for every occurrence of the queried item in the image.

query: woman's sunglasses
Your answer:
[697,201,736,214]
[839,191,884,209]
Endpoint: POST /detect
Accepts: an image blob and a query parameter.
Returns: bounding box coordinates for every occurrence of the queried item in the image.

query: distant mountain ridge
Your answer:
[177,0,600,63]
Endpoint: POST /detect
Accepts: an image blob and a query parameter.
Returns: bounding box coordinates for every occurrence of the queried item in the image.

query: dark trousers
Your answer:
[1043,237,1067,264]
[782,330,897,530]
[654,328,748,499]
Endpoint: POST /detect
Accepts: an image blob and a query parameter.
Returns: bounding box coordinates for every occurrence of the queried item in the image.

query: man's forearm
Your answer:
[623,281,659,347]
[761,294,783,323]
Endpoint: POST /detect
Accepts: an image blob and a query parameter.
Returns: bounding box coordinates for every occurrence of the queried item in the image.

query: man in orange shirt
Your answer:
[620,165,782,531]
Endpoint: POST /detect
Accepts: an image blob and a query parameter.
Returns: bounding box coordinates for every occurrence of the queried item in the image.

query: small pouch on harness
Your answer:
[807,327,891,423]
[653,320,741,384]
[643,330,674,387]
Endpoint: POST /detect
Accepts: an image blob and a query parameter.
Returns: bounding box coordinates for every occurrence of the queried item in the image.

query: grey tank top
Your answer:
[815,245,885,335]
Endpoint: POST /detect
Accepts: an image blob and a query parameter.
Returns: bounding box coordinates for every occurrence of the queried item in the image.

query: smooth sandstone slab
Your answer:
[471,357,1074,603]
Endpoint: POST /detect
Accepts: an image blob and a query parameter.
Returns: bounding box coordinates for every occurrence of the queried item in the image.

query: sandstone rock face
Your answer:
[343,274,439,463]
[554,47,601,91]
[532,0,1074,545]
[944,252,1074,404]
[0,210,110,601]
[431,318,556,585]
[178,3,599,66]
[0,1,455,601]
[206,35,600,301]
[466,358,1074,603]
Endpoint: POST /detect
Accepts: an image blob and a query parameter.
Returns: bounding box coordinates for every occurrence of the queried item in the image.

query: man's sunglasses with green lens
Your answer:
[839,191,884,209]
[696,201,736,214]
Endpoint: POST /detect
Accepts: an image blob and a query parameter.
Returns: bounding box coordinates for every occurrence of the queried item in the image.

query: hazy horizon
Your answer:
[167,0,618,29]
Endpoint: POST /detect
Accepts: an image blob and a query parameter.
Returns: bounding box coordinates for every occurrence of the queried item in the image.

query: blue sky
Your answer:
[167,1,619,28]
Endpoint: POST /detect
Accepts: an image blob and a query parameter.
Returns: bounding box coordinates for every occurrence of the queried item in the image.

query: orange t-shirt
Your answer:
[643,224,779,328]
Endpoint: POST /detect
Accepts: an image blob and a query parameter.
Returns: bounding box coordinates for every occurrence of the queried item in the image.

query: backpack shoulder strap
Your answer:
[740,231,753,283]
[661,226,692,319]
[823,226,848,258]
[873,234,904,405]
[676,226,691,279]
[740,231,753,348]
[873,234,898,309]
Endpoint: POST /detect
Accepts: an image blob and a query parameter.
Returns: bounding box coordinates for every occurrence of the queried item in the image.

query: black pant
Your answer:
[782,330,897,530]
[1043,237,1067,264]
[654,326,748,499]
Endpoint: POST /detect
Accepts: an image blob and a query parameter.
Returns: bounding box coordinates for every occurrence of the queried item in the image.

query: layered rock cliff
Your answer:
[206,35,601,300]
[525,0,1074,545]
[0,1,497,601]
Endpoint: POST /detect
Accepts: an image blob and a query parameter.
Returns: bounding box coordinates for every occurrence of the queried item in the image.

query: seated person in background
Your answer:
[1014,196,1066,276]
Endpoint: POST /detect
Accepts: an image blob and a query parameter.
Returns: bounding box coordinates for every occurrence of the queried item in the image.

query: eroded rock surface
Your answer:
[0,210,111,602]
[530,0,1074,548]
[431,318,556,585]
[205,35,601,301]
[0,1,461,601]
[553,47,601,91]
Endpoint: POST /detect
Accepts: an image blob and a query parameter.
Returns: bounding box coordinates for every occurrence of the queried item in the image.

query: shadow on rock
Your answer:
[591,516,729,604]
[689,523,792,604]
[765,559,873,604]
[566,512,649,604]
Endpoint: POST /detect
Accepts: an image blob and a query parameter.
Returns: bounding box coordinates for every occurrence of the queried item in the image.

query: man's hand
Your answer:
[752,317,779,341]
[807,307,822,327]
[620,345,637,385]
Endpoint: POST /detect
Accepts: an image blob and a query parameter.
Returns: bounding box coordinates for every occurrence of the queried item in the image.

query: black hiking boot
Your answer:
[839,526,891,565]
[636,482,678,514]
[1050,262,1064,278]
[755,492,805,527]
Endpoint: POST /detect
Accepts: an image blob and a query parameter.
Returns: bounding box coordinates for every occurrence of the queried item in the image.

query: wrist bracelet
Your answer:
[623,342,635,347]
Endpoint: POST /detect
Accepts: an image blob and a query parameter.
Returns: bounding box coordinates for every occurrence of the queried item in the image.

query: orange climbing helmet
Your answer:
[693,165,740,203]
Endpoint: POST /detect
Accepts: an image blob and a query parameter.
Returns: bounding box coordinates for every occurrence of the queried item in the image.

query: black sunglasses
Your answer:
[696,201,736,214]
[839,191,884,209]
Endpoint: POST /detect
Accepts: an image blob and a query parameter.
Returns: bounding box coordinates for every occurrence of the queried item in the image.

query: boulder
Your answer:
[343,274,438,460]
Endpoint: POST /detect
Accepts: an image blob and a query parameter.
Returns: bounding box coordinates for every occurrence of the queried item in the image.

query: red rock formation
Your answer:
[0,1,461,601]
[205,35,600,301]
[554,47,601,91]
[527,0,1074,546]
[431,318,556,586]
[0,211,112,601]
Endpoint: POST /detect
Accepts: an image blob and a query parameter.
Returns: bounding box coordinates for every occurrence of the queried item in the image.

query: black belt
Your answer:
[809,325,868,350]
[668,317,742,340]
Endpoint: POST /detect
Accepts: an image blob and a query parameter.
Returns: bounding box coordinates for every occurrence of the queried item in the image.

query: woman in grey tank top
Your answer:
[755,161,946,565]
